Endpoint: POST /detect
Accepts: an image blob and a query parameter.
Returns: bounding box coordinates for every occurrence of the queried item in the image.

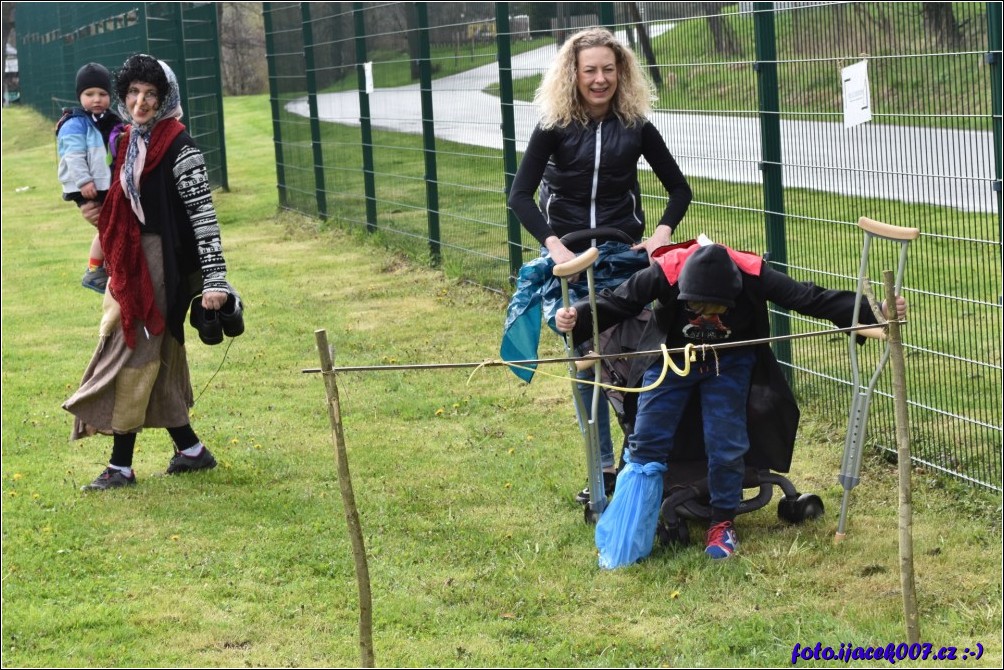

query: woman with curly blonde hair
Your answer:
[535,27,655,130]
[509,25,691,266]
[507,27,692,503]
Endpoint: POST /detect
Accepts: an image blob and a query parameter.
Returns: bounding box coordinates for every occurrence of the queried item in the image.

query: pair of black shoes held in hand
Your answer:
[189,284,245,345]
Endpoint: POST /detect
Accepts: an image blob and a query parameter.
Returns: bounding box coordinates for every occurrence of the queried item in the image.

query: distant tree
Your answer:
[3,2,14,54]
[513,2,596,36]
[703,2,742,57]
[303,2,355,90]
[626,2,662,89]
[405,2,420,80]
[218,2,267,95]
[922,3,962,48]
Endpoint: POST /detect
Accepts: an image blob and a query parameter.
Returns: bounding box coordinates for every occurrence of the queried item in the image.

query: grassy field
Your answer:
[1,99,1001,667]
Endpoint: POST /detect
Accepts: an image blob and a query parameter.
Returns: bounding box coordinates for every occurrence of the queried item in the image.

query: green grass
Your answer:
[2,100,1002,667]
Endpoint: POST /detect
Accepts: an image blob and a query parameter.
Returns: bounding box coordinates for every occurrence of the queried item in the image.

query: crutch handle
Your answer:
[858,217,920,241]
[553,247,600,278]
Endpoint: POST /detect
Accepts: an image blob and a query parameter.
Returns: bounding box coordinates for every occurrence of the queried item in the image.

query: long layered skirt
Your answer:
[63,235,193,438]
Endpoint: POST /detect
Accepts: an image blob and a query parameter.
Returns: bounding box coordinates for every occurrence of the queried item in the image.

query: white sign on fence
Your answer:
[364,62,374,95]
[841,60,872,129]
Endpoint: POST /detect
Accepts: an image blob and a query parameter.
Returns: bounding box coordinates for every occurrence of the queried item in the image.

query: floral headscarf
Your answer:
[117,57,184,224]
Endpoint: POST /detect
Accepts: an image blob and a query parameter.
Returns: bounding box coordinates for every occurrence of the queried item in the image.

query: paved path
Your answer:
[287,26,997,214]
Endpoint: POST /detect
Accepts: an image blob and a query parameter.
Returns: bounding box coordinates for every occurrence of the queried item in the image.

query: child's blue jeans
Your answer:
[627,348,756,511]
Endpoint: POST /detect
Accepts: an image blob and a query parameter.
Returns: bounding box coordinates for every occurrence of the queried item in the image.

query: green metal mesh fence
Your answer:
[15,2,228,189]
[265,1,1000,492]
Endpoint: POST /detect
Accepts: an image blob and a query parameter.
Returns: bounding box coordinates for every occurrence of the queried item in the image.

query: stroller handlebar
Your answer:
[560,226,638,251]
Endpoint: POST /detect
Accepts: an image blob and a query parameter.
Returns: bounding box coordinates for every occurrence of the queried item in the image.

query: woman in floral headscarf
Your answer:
[65,54,233,490]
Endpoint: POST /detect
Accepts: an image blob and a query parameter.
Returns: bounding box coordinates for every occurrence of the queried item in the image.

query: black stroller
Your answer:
[561,229,824,545]
[606,338,824,547]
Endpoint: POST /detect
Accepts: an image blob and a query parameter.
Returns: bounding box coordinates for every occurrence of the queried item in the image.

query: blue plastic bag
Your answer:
[595,460,668,569]
[499,243,648,383]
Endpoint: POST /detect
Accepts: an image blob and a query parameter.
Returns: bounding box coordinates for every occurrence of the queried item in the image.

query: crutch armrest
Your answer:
[857,217,920,241]
[553,247,600,277]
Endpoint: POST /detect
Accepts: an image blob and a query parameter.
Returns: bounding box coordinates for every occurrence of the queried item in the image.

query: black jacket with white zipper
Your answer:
[508,115,692,248]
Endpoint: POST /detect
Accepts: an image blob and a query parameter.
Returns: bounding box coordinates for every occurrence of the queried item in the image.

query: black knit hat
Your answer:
[76,63,112,97]
[677,244,742,308]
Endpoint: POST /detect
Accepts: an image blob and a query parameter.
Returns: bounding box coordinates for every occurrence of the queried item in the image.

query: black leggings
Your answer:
[109,424,200,467]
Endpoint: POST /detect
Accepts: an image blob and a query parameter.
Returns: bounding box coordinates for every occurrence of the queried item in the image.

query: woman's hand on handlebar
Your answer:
[632,225,673,259]
[544,236,576,266]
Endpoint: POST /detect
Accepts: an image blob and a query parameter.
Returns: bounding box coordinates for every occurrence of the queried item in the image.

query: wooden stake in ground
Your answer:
[882,273,920,644]
[315,329,375,667]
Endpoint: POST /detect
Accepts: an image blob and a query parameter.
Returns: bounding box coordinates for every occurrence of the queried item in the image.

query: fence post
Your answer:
[416,2,441,266]
[171,5,194,111]
[599,3,616,29]
[753,1,791,380]
[208,4,229,191]
[302,2,328,220]
[262,3,288,209]
[988,2,1002,232]
[172,4,191,108]
[495,4,523,280]
[354,2,378,233]
[314,330,376,668]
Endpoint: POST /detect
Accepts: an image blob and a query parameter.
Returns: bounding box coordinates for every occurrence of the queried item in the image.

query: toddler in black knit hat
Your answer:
[55,62,123,293]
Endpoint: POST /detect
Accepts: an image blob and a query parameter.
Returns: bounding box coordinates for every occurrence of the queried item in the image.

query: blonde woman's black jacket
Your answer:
[509,115,692,247]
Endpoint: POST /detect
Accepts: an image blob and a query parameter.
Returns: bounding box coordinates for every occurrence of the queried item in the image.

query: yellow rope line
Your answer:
[467,359,503,385]
[469,343,697,393]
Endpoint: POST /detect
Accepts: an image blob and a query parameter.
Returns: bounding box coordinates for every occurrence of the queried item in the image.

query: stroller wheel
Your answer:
[777,493,825,523]
[656,519,690,547]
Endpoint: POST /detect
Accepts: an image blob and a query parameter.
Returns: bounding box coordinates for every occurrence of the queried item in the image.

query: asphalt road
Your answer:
[287,26,997,215]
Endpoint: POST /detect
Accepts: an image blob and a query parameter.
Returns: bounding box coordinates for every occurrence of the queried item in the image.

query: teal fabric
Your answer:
[499,255,553,382]
[499,242,648,383]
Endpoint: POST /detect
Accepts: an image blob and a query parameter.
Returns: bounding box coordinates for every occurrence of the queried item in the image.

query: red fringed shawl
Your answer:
[98,119,185,348]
